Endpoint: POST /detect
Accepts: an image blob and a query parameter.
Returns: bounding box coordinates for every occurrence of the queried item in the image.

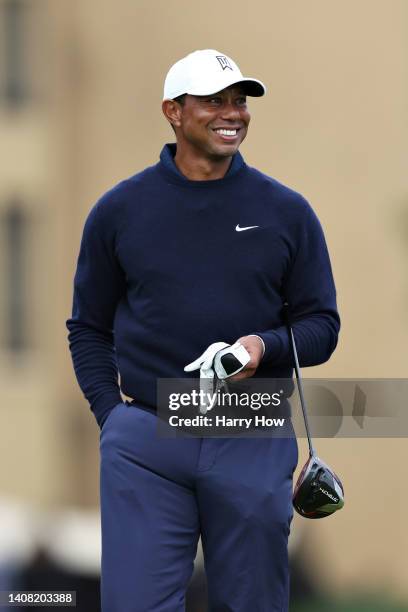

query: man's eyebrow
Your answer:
[199,91,247,99]
[228,89,247,97]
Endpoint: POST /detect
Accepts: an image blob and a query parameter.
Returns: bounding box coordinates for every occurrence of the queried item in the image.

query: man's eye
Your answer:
[208,97,222,104]
[236,97,247,106]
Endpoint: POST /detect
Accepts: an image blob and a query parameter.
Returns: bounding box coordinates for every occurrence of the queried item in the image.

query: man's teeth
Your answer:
[216,129,237,136]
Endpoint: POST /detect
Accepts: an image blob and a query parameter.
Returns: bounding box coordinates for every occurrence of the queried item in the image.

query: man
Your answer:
[66,49,340,612]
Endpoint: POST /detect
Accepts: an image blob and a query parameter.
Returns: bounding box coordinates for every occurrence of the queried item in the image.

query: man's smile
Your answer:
[212,126,242,141]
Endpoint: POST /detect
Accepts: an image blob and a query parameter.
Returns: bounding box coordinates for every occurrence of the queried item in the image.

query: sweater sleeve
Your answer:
[255,203,340,367]
[66,196,127,427]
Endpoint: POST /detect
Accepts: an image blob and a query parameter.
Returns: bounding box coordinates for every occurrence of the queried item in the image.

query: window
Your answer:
[0,0,29,109]
[1,198,28,351]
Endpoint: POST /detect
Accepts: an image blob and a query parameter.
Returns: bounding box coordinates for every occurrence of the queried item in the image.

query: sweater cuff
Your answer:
[92,391,123,428]
[253,330,283,364]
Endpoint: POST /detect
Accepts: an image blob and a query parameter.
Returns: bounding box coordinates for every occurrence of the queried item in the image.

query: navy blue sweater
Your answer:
[66,144,340,426]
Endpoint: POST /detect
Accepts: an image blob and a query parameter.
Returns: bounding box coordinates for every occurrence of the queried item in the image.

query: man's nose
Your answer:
[220,102,241,121]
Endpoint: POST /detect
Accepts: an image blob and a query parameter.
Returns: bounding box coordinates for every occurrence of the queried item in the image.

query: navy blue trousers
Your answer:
[99,402,298,612]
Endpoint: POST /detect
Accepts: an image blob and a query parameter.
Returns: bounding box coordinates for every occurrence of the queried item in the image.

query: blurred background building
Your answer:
[0,0,407,610]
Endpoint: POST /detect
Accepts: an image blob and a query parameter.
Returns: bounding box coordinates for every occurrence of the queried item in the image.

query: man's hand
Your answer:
[184,336,264,382]
[227,335,264,381]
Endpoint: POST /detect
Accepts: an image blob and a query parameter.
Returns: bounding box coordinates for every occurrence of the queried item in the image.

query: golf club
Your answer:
[284,302,345,519]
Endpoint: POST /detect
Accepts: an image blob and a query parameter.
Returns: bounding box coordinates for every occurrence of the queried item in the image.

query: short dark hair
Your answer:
[173,94,186,105]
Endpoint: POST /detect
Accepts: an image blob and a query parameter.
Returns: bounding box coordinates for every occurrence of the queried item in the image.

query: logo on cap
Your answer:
[216,56,233,71]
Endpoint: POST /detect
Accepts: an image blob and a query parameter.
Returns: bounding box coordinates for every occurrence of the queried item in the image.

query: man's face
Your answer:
[174,85,251,159]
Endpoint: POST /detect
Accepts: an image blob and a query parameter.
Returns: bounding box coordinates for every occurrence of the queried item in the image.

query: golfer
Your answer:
[66,49,340,612]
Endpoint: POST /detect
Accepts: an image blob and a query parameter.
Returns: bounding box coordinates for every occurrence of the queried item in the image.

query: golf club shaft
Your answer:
[288,326,315,457]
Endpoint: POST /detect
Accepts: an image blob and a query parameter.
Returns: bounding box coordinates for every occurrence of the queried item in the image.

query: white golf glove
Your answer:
[213,343,251,379]
[184,341,251,415]
[184,342,230,379]
[184,341,251,380]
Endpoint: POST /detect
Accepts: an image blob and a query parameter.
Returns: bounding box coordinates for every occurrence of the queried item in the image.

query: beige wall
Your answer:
[0,0,407,600]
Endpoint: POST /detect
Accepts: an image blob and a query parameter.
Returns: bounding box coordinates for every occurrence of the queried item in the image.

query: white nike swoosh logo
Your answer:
[235,224,259,232]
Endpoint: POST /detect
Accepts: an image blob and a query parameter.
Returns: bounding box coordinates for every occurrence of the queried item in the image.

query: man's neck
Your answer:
[174,146,233,181]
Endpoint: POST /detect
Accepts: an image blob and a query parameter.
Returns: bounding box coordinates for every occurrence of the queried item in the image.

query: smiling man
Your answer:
[164,85,251,179]
[66,49,340,611]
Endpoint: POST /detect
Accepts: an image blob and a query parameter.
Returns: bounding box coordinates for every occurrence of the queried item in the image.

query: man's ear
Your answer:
[162,99,182,129]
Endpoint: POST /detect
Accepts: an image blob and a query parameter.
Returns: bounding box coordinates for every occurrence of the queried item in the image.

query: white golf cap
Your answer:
[163,49,266,100]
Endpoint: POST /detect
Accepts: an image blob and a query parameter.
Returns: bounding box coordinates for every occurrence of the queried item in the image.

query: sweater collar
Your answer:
[157,143,247,187]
